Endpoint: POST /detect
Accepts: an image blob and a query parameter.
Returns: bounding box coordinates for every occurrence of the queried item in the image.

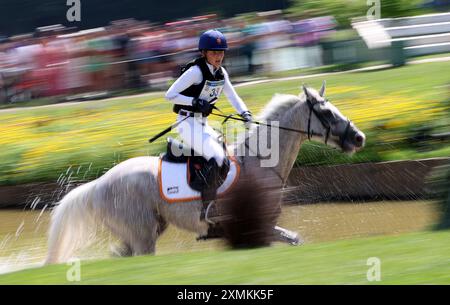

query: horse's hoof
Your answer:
[274,226,304,246]
[196,235,207,241]
[110,244,132,257]
[290,236,304,246]
[196,224,224,241]
[196,234,222,241]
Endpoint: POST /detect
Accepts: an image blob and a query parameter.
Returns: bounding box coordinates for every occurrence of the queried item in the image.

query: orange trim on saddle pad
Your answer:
[187,157,191,185]
[158,156,241,203]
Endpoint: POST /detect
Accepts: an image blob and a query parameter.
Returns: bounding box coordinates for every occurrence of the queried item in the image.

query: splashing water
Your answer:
[0,197,439,276]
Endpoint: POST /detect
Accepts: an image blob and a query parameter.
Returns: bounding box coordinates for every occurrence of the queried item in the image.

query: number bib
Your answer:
[198,79,225,103]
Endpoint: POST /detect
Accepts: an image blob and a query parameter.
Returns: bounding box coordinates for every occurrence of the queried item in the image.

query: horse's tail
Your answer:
[45,181,97,264]
[219,168,281,249]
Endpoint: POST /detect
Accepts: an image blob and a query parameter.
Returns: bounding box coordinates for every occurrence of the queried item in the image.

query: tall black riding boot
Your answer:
[200,158,221,203]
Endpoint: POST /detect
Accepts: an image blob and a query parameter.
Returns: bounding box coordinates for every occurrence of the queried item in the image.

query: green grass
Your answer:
[0,89,154,110]
[410,52,450,61]
[0,97,61,110]
[1,230,449,284]
[263,52,450,80]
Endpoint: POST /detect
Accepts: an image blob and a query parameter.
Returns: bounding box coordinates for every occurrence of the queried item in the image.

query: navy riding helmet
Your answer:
[198,29,228,51]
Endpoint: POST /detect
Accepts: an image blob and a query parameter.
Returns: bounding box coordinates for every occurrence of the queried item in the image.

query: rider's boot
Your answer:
[200,158,221,204]
[199,158,230,223]
[197,158,230,241]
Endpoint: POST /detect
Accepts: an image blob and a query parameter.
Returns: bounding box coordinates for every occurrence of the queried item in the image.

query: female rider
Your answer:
[165,29,253,204]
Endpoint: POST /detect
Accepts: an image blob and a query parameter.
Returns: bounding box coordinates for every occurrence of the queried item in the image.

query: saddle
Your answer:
[161,138,230,194]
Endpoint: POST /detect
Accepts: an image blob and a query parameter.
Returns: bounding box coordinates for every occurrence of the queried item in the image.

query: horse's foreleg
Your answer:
[104,211,161,257]
[128,214,162,256]
[156,213,168,237]
[273,226,303,246]
[110,242,133,257]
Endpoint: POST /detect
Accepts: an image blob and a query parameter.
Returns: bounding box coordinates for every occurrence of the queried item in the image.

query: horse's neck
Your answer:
[271,101,307,183]
[237,99,308,184]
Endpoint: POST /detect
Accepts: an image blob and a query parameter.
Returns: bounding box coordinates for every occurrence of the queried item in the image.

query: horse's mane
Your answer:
[256,93,305,122]
[231,91,306,150]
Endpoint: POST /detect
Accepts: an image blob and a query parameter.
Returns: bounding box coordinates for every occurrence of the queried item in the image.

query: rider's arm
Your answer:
[222,68,249,115]
[165,66,202,106]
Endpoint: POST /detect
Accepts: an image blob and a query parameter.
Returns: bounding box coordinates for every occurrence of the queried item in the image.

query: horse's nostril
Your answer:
[355,135,364,144]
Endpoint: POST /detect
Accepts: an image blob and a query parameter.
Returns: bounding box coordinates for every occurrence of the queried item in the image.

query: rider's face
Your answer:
[204,50,225,69]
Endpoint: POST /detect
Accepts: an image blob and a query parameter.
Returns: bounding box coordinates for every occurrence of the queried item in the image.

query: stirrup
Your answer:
[204,200,216,225]
[196,222,224,241]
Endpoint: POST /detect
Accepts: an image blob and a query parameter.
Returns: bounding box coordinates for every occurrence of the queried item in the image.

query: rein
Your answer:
[210,111,323,137]
[213,97,354,185]
[212,97,352,144]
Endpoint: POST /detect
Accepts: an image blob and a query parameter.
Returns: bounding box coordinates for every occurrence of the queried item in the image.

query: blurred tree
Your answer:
[287,0,368,28]
[381,0,426,17]
[287,0,429,28]
[0,0,292,36]
[33,0,66,28]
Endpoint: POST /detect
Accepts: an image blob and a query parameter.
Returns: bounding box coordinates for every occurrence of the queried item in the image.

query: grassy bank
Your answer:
[0,61,449,185]
[0,230,449,284]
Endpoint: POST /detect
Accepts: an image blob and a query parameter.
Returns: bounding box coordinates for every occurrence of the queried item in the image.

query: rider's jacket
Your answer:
[173,57,223,114]
[165,57,248,116]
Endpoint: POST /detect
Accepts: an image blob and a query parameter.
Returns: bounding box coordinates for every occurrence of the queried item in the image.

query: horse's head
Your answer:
[302,81,365,154]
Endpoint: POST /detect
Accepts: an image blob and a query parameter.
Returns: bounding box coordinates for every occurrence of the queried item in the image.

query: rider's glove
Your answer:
[240,111,253,129]
[192,98,212,116]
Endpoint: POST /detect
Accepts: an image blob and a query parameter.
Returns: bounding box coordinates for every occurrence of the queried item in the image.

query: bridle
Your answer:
[225,95,354,185]
[306,97,352,148]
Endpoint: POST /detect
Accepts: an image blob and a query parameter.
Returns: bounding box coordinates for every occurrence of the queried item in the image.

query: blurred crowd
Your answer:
[0,11,336,104]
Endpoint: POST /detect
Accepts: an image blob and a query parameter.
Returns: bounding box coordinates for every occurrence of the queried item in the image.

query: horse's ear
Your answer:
[319,80,326,97]
[302,84,310,98]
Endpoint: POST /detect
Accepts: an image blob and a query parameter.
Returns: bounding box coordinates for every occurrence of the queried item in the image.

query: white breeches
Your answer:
[176,114,225,166]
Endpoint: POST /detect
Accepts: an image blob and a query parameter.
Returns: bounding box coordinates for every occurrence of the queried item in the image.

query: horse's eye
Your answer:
[321,109,335,121]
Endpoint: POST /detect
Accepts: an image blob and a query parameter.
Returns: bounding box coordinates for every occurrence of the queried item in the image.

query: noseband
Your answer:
[306,97,351,146]
[236,96,353,186]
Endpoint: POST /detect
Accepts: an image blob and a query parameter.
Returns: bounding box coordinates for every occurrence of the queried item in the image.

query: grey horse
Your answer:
[45,82,365,264]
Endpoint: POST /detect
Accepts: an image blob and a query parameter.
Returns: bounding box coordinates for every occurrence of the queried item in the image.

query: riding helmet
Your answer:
[198,29,228,51]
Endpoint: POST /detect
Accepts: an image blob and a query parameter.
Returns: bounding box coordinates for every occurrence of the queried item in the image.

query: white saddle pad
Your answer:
[158,157,240,203]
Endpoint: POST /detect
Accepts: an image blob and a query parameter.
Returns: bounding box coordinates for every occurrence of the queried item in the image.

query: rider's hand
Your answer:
[192,98,212,116]
[240,111,253,129]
